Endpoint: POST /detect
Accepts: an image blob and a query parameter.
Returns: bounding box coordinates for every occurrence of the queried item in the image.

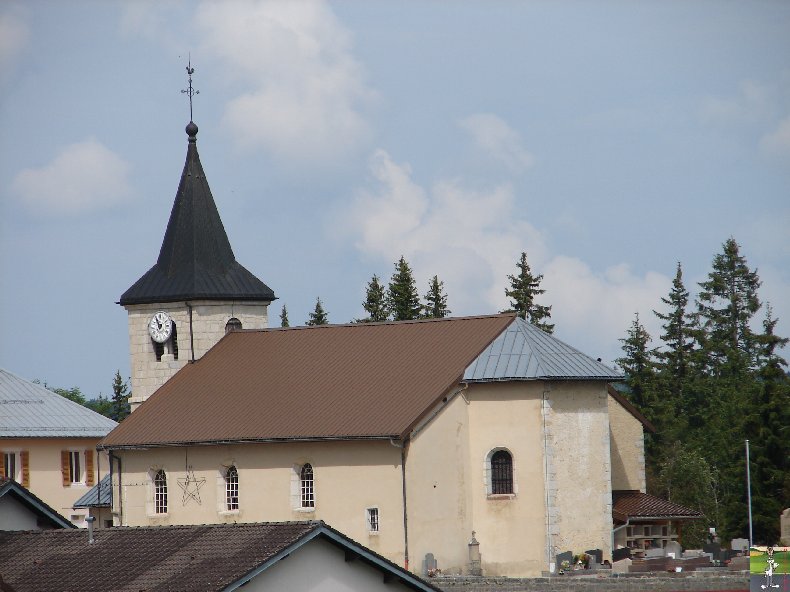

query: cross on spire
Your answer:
[181,55,199,122]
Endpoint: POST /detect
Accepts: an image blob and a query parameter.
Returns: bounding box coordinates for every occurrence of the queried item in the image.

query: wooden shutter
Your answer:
[20,451,29,487]
[0,450,5,479]
[61,451,70,486]
[85,450,95,486]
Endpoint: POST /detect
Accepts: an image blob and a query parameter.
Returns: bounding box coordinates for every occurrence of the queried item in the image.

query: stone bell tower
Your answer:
[119,82,275,411]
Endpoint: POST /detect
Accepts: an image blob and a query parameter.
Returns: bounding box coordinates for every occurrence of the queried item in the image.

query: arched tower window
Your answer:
[225,465,239,511]
[225,318,242,333]
[154,469,168,514]
[300,463,314,508]
[489,449,514,495]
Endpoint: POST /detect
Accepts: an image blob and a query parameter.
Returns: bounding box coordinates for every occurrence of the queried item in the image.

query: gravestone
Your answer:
[423,553,437,576]
[781,508,790,544]
[731,538,749,553]
[645,547,666,558]
[665,540,682,559]
[613,547,631,562]
[612,557,632,573]
[703,542,722,561]
[556,551,573,570]
[585,548,603,564]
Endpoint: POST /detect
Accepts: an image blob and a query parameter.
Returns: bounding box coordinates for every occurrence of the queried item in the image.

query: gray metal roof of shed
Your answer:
[463,317,623,381]
[0,369,118,438]
[73,474,112,508]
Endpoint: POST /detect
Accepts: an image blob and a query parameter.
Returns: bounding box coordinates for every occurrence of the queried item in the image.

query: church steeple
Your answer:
[119,122,274,305]
[120,61,274,411]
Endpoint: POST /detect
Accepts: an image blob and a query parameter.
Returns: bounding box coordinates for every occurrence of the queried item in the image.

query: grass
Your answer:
[750,549,790,575]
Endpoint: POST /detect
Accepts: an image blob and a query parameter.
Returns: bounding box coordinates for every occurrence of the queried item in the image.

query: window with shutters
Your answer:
[225,465,239,511]
[154,469,168,514]
[62,451,83,485]
[300,464,314,509]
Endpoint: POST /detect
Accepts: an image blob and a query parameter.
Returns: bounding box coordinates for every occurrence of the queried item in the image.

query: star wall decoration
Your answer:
[177,468,206,506]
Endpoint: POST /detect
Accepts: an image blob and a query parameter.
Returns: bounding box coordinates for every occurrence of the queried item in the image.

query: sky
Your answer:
[1,1,789,399]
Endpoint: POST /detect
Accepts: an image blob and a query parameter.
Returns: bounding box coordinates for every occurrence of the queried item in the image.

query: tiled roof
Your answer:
[0,369,118,438]
[0,521,441,592]
[119,126,275,306]
[464,317,623,381]
[101,315,514,447]
[0,477,75,529]
[73,474,112,508]
[612,490,703,522]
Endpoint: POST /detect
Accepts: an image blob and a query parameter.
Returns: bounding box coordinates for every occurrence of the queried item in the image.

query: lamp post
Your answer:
[746,439,753,548]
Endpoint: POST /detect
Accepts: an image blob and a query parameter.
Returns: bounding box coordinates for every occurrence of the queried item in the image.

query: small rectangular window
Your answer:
[69,451,81,483]
[3,452,17,481]
[366,507,379,532]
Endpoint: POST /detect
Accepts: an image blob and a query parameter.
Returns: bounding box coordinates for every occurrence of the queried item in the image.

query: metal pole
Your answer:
[745,439,753,548]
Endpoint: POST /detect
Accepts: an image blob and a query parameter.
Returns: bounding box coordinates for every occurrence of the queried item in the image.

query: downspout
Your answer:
[185,302,195,362]
[612,518,631,558]
[390,437,409,570]
[109,451,122,525]
[542,384,553,574]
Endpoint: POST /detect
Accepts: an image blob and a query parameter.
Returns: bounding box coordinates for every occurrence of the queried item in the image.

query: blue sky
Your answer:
[1,1,789,399]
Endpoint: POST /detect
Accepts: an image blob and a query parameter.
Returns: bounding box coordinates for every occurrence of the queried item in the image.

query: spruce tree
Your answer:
[616,313,656,412]
[280,304,290,328]
[361,275,389,322]
[743,305,790,543]
[306,297,328,326]
[504,252,554,333]
[110,370,130,422]
[387,256,422,321]
[423,275,450,319]
[696,237,761,373]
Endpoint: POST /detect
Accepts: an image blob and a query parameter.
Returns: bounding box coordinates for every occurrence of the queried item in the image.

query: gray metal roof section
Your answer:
[0,369,118,438]
[464,317,623,381]
[73,474,112,508]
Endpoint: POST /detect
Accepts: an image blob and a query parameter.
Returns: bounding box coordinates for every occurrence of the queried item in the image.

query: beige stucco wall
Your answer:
[113,440,405,562]
[0,438,110,525]
[543,382,612,563]
[406,390,474,576]
[405,381,547,578]
[608,395,646,493]
[125,300,269,408]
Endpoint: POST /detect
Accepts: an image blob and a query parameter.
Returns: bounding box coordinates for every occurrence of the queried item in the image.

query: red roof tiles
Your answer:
[612,490,703,522]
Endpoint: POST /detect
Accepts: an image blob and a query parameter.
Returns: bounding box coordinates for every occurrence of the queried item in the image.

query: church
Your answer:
[100,117,697,577]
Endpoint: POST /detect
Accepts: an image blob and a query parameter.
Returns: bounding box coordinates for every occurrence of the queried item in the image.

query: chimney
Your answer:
[86,516,95,544]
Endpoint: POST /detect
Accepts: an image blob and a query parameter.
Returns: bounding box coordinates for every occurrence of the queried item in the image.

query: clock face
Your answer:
[148,311,173,343]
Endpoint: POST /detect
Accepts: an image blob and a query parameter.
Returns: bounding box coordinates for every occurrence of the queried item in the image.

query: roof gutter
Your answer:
[98,434,398,452]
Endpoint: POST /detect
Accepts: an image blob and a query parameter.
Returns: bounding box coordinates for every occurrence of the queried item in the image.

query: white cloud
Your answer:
[11,139,133,215]
[343,149,672,365]
[0,10,29,77]
[194,0,373,163]
[700,80,773,125]
[760,115,790,157]
[459,113,534,173]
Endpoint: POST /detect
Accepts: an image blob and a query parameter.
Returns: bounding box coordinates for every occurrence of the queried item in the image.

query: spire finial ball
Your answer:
[186,121,198,138]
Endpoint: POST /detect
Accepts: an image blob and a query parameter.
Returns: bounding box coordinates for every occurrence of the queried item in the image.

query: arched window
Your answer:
[300,463,314,508]
[154,469,168,513]
[225,318,242,333]
[490,450,513,495]
[225,465,239,511]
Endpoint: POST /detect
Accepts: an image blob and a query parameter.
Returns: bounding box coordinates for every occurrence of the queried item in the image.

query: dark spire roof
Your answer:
[120,123,275,306]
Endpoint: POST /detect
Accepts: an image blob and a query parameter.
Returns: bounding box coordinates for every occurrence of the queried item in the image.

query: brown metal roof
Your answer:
[102,314,514,448]
[612,490,703,522]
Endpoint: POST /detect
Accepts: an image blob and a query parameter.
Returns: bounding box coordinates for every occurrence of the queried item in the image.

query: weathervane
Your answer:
[181,55,199,122]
